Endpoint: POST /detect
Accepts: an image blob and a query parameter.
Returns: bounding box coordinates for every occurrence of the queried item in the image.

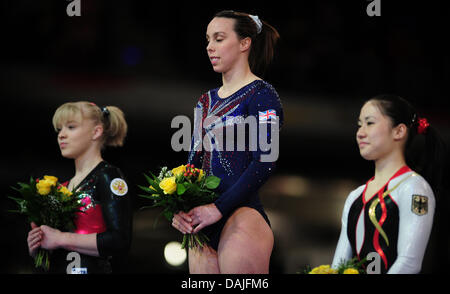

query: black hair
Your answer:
[368,94,448,198]
[214,10,280,77]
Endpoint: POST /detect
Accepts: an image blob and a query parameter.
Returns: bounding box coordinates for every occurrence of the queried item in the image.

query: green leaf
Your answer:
[148,171,158,179]
[137,185,153,193]
[204,176,221,189]
[143,173,157,187]
[177,183,186,195]
[7,209,21,214]
[142,173,163,194]
[7,196,27,213]
[163,209,174,221]
[137,194,160,200]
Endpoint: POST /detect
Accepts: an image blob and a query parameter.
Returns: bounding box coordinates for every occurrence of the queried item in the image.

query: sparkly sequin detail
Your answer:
[78,192,95,212]
[186,80,283,250]
[189,81,262,177]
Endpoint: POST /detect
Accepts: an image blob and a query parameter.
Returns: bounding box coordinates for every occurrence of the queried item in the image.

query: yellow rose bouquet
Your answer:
[138,164,221,249]
[8,175,83,271]
[304,257,367,274]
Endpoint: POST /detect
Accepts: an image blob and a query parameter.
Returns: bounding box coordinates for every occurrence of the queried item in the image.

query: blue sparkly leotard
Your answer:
[188,80,284,251]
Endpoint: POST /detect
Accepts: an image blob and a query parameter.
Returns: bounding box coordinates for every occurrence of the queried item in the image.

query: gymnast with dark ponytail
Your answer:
[171,10,283,273]
[332,94,447,273]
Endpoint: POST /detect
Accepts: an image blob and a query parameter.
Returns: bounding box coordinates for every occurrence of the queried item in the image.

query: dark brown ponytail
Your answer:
[214,10,280,77]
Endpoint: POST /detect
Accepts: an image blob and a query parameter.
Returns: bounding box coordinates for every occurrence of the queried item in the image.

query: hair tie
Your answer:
[417,117,429,135]
[249,14,262,34]
[101,106,110,118]
[411,113,417,125]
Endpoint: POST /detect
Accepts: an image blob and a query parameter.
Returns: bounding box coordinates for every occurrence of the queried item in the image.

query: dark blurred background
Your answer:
[1,0,449,274]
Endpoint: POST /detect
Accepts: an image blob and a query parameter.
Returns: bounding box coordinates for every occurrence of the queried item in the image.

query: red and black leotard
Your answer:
[51,161,132,273]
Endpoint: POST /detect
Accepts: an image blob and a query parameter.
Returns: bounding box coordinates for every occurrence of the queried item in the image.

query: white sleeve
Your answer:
[387,175,435,274]
[332,188,362,269]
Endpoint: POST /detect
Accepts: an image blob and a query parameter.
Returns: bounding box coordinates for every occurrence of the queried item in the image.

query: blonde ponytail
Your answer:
[52,101,128,148]
[102,106,127,147]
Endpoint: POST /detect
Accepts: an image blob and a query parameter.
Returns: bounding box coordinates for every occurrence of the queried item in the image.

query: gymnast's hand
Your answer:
[172,211,194,234]
[27,222,42,257]
[39,225,63,250]
[188,203,222,234]
[172,204,222,234]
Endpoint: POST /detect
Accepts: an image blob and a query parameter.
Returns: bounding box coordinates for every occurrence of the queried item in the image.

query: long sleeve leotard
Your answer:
[187,80,284,250]
[332,166,435,274]
[52,161,132,273]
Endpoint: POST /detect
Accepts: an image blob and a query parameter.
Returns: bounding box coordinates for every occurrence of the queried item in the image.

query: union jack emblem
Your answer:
[258,109,277,122]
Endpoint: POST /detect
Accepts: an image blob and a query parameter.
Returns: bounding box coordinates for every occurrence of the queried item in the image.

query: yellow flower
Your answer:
[171,165,186,177]
[36,180,53,195]
[36,175,59,195]
[309,265,338,274]
[58,185,73,198]
[159,177,177,195]
[343,268,359,274]
[43,175,58,186]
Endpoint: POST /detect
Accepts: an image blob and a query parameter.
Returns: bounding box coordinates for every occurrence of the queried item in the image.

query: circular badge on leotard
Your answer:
[110,178,128,196]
